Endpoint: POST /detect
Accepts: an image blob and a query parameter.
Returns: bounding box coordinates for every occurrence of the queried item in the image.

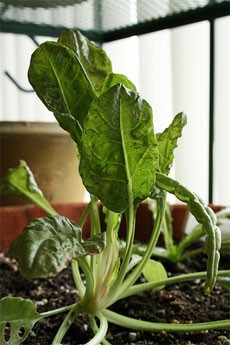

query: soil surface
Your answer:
[0,250,229,345]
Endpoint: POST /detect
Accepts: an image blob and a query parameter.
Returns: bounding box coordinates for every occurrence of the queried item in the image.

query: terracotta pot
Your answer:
[0,202,224,251]
[0,121,86,205]
[0,203,90,250]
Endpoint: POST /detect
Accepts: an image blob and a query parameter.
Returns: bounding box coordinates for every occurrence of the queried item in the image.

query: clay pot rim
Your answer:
[0,121,67,136]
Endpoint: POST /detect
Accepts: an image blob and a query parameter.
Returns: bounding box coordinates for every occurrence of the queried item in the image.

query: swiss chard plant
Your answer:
[0,30,229,345]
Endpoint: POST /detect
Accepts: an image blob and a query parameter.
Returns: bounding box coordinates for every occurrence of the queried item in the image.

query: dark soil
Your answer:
[1,251,229,345]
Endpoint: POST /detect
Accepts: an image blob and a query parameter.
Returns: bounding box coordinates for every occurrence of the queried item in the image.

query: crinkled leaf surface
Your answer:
[59,30,112,96]
[79,84,159,213]
[28,41,96,145]
[156,112,187,175]
[142,259,167,290]
[9,215,105,278]
[0,160,57,216]
[0,297,41,345]
[102,73,136,93]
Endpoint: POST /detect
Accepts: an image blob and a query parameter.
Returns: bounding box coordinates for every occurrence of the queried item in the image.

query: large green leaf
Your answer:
[9,215,105,278]
[79,84,159,213]
[59,30,112,96]
[28,41,96,145]
[156,112,187,175]
[0,297,41,345]
[0,160,57,216]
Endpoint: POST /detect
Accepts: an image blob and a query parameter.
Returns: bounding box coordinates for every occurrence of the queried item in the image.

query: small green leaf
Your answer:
[0,160,57,216]
[81,233,106,254]
[156,112,187,175]
[59,30,112,96]
[0,297,41,345]
[79,84,159,212]
[142,259,167,290]
[9,215,105,278]
[102,73,136,93]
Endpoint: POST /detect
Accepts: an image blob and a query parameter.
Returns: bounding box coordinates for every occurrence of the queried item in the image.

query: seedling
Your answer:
[0,30,229,345]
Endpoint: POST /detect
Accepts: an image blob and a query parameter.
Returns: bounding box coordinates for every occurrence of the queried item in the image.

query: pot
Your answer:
[0,202,224,251]
[0,121,86,205]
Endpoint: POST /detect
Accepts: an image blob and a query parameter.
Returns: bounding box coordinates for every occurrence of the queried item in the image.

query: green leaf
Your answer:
[142,259,167,290]
[156,112,187,175]
[9,215,105,278]
[79,84,159,213]
[54,112,82,147]
[0,160,57,216]
[0,297,41,345]
[28,41,96,145]
[102,73,136,93]
[59,30,112,96]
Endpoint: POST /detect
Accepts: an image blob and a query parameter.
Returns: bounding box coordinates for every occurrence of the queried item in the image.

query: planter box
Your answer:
[0,202,223,251]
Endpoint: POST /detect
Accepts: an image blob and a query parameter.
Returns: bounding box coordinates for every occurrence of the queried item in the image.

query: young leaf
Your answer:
[102,73,136,93]
[28,41,96,146]
[156,112,187,175]
[0,297,41,345]
[9,215,105,278]
[79,84,159,213]
[58,30,112,96]
[0,160,57,216]
[142,259,167,290]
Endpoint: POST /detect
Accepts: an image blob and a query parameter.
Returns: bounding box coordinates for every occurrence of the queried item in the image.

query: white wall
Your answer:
[213,17,230,205]
[138,30,173,134]
[171,22,210,201]
[0,34,54,121]
[103,36,140,90]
